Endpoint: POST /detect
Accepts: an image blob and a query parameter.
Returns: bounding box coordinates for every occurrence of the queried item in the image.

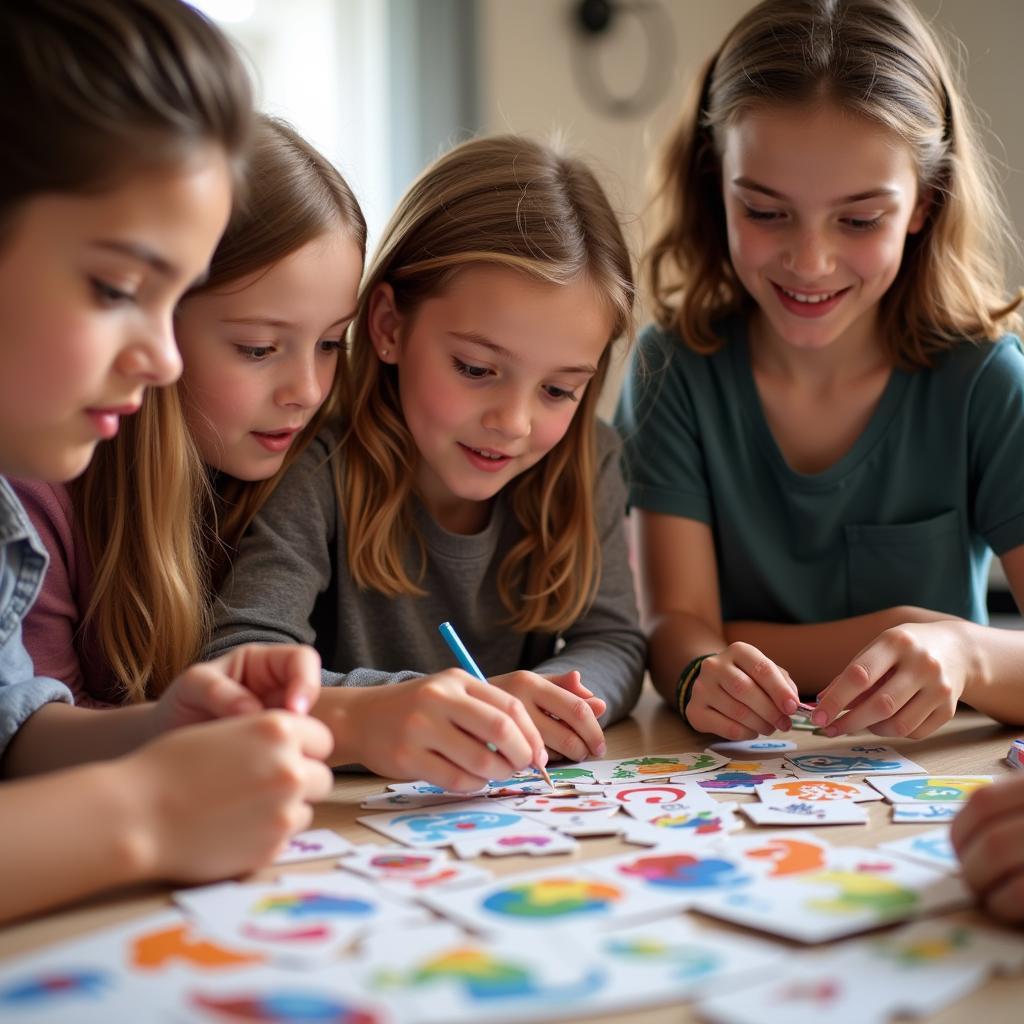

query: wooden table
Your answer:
[2,686,1023,1022]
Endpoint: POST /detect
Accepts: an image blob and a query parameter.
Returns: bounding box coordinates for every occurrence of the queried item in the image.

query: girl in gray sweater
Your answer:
[210,136,646,790]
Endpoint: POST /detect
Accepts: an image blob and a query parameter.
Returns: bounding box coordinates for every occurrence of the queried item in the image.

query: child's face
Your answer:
[374,265,611,534]
[175,230,362,480]
[720,102,928,357]
[0,152,233,481]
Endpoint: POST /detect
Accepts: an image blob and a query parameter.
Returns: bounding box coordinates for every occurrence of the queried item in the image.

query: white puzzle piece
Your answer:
[273,829,355,865]
[740,801,868,826]
[337,844,492,893]
[866,775,993,804]
[754,777,882,805]
[621,804,745,846]
[784,745,924,776]
[878,827,959,873]
[891,802,961,823]
[708,738,797,757]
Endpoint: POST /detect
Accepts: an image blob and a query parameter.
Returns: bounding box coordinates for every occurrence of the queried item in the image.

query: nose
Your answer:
[481,388,532,440]
[116,312,182,386]
[275,352,326,410]
[782,225,834,280]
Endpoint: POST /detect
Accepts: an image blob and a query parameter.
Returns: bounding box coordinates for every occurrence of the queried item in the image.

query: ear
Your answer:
[907,186,933,235]
[367,282,402,364]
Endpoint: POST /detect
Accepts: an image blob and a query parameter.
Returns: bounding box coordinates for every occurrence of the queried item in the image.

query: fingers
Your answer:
[214,643,322,714]
[531,684,606,759]
[284,710,335,763]
[952,777,1024,856]
[179,667,263,719]
[728,645,799,717]
[821,669,918,737]
[699,681,779,736]
[687,703,758,741]
[953,794,1024,922]
[464,680,548,769]
[411,749,492,794]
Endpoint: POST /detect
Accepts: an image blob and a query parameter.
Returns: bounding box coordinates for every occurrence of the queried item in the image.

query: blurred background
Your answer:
[194,0,1024,618]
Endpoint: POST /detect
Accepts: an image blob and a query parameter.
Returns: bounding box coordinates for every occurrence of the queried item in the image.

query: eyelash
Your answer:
[235,345,273,361]
[451,357,579,402]
[91,278,135,306]
[741,206,884,232]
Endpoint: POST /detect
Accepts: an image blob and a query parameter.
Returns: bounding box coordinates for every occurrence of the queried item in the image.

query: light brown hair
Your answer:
[342,135,634,633]
[647,0,1021,367]
[75,116,366,702]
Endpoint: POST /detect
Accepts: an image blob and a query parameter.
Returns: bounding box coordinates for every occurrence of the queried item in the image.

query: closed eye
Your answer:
[543,384,579,402]
[91,278,135,306]
[451,356,492,380]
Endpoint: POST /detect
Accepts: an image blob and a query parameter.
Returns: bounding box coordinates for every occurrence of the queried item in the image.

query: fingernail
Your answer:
[777,717,791,731]
[537,749,549,767]
[823,726,838,738]
[596,742,607,757]
[292,695,310,715]
[783,699,797,715]
[811,710,827,725]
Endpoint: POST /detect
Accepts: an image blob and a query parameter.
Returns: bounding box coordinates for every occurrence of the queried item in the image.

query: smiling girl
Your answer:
[208,135,646,787]
[617,0,1024,741]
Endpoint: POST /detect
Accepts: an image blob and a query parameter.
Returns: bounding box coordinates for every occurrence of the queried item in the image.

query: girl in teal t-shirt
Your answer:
[617,0,1024,743]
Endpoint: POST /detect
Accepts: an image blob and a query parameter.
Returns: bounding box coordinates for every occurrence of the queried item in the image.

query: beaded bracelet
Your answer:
[675,653,716,720]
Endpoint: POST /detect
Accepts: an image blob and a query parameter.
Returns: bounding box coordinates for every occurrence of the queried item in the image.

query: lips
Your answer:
[771,281,851,318]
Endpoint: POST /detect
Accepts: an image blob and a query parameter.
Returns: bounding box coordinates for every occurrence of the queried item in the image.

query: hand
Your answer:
[951,775,1024,923]
[153,644,323,733]
[489,669,606,761]
[812,622,969,739]
[125,711,334,883]
[336,670,548,792]
[685,643,798,739]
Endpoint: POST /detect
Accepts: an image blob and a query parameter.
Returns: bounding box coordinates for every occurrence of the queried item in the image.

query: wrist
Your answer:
[955,620,989,703]
[87,755,160,884]
[312,686,364,766]
[676,653,715,721]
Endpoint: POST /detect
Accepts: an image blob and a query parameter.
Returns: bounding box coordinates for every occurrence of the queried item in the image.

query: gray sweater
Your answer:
[207,421,645,724]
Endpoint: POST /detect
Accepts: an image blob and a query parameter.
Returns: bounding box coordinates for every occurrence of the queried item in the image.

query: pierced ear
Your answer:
[908,187,933,235]
[367,282,402,363]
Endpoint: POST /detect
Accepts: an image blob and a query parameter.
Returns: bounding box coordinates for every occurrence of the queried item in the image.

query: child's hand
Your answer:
[489,670,606,761]
[154,644,323,733]
[951,775,1024,923]
[811,622,967,739]
[124,711,334,883]
[685,643,798,739]
[338,671,547,792]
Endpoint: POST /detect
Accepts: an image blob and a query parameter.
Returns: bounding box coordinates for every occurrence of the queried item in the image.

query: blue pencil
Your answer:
[438,621,554,788]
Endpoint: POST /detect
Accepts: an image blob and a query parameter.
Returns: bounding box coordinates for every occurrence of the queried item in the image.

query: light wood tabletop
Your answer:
[2,685,1022,1022]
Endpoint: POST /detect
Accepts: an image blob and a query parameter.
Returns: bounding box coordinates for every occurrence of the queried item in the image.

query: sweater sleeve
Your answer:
[206,434,343,676]
[7,480,105,706]
[531,421,646,725]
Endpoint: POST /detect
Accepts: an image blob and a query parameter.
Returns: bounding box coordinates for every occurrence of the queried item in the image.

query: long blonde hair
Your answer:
[647,0,1021,367]
[72,116,365,702]
[341,135,634,633]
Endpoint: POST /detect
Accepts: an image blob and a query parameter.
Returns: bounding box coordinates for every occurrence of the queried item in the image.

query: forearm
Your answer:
[647,611,726,707]
[725,606,960,691]
[0,759,150,923]
[1,701,158,776]
[960,620,1024,724]
[309,685,381,767]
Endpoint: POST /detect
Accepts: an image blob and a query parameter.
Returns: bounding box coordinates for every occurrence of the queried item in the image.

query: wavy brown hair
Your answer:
[341,135,634,633]
[73,116,366,702]
[647,0,1021,368]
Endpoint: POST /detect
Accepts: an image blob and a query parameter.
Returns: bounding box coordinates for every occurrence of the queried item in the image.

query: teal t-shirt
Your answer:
[614,318,1024,625]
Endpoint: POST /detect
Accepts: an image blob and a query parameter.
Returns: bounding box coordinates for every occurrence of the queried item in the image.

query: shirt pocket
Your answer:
[844,508,966,616]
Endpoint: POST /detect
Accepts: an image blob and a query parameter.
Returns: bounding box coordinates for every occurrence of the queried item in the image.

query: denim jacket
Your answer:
[0,477,71,759]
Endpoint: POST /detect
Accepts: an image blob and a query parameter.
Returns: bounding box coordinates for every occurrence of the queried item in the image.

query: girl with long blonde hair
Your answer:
[14,114,365,706]
[617,0,1024,742]
[209,135,646,789]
